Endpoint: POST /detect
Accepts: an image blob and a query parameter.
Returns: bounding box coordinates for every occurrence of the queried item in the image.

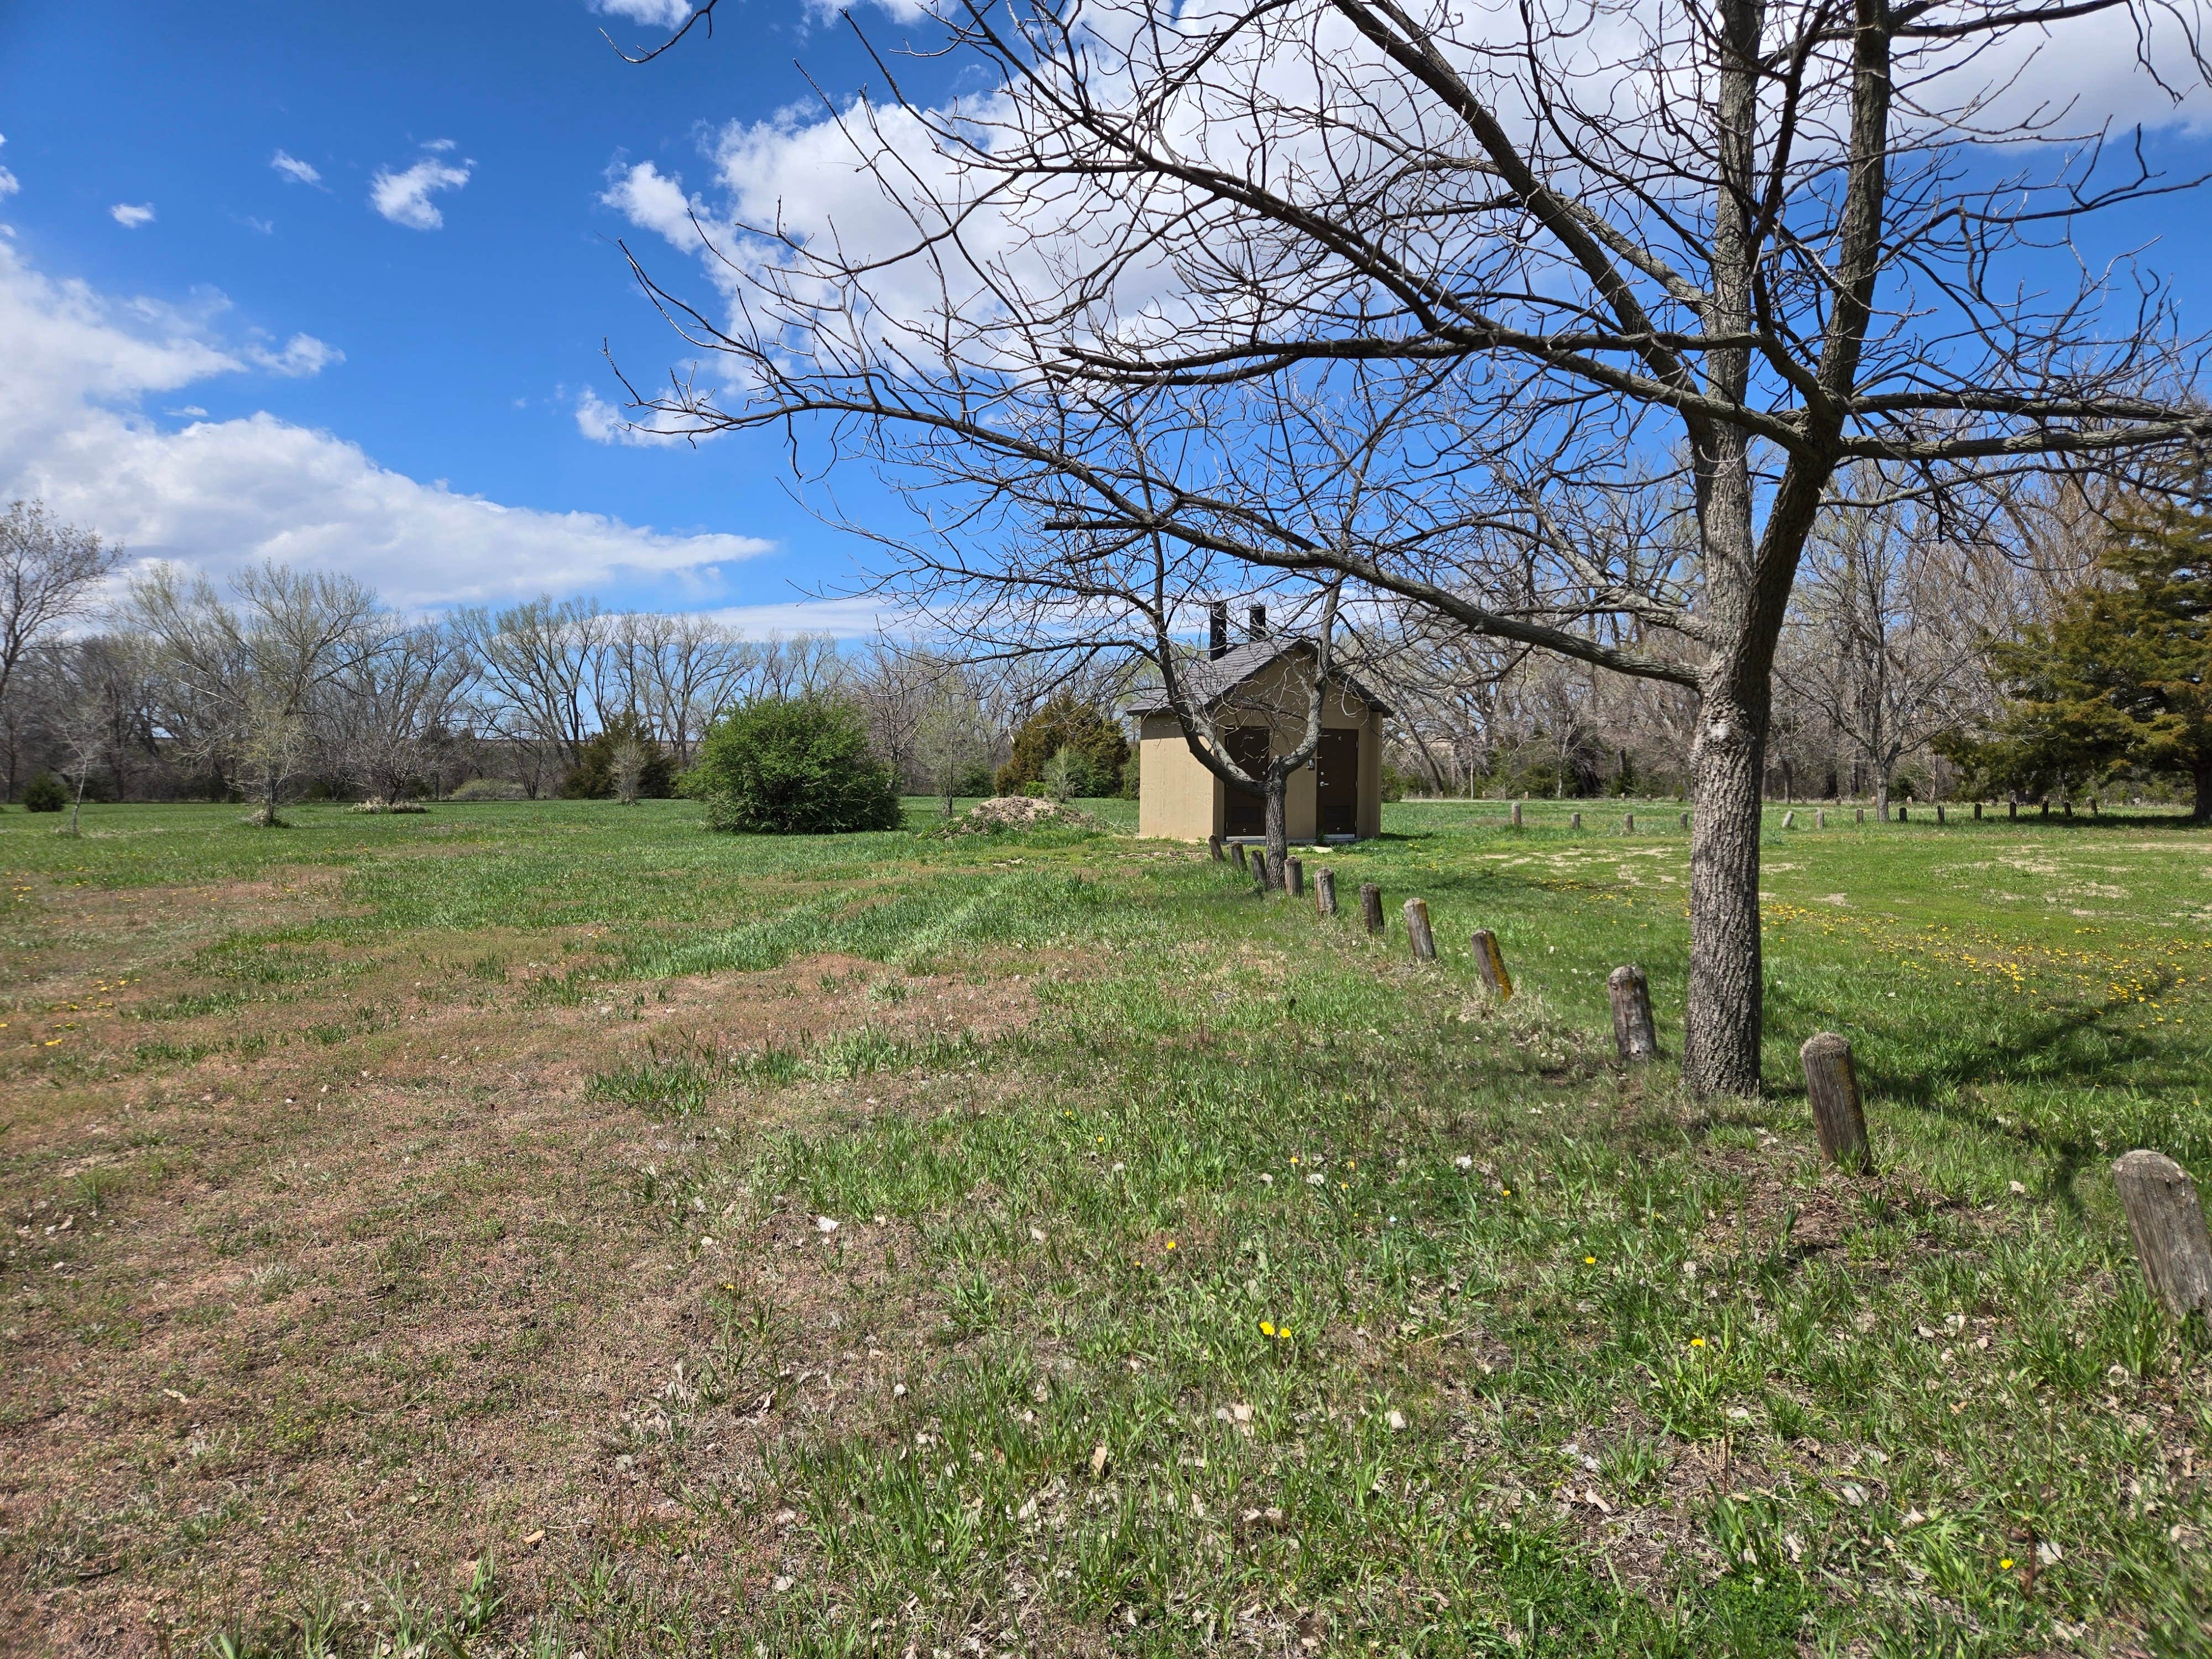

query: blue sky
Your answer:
[3,2,2211,630]
[0,0,958,627]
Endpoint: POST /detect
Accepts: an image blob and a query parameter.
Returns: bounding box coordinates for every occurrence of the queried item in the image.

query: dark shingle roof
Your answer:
[1127,638,1392,718]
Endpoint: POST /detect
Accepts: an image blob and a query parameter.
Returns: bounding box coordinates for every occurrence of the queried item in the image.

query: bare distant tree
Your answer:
[455,597,613,785]
[1777,477,2012,816]
[618,0,2212,1094]
[608,611,753,768]
[1,500,126,800]
[321,618,477,802]
[127,563,380,823]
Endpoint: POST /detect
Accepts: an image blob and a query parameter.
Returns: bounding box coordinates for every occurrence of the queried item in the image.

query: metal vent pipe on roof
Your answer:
[1246,604,1266,641]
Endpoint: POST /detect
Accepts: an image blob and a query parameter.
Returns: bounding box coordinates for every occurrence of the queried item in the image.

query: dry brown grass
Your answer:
[0,873,1053,1657]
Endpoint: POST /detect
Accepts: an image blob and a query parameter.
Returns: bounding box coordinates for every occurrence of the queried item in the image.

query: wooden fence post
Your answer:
[2008,800,2017,820]
[1209,836,1224,862]
[1782,810,1795,829]
[1359,882,1384,935]
[1232,842,1248,871]
[1315,868,1338,916]
[1898,804,1908,822]
[1285,857,1304,898]
[1606,965,1658,1062]
[1624,811,1636,832]
[1404,899,1436,961]
[1251,854,1270,894]
[1569,811,1582,830]
[1856,807,1865,824]
[1679,811,1690,830]
[1799,1033,1871,1173]
[1816,808,1827,829]
[1511,800,1523,828]
[1974,802,1983,820]
[1471,929,1512,998]
[1936,803,1945,824]
[2112,1150,2212,1327]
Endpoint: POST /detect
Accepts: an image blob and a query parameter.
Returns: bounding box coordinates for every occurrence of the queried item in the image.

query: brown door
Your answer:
[1317,728,1359,836]
[1222,726,1269,836]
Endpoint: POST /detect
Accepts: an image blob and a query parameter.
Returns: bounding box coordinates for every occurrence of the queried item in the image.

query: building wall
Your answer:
[1136,659,1382,841]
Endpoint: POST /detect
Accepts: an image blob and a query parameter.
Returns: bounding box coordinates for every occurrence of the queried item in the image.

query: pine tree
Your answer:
[1965,494,2212,818]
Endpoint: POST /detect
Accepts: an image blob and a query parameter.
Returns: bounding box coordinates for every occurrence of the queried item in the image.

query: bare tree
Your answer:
[0,500,126,801]
[1777,475,2012,815]
[616,0,2212,1094]
[321,618,477,802]
[455,597,613,784]
[127,563,380,824]
[610,611,754,769]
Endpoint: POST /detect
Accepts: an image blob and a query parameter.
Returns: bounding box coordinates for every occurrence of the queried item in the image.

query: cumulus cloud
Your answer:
[109,202,156,228]
[270,150,323,187]
[593,0,695,28]
[0,235,771,608]
[369,149,472,230]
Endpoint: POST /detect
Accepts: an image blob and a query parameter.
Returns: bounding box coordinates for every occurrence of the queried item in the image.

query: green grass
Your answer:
[2,795,2208,1656]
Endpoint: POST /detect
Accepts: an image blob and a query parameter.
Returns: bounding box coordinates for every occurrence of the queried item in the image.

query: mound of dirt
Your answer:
[931,795,1107,836]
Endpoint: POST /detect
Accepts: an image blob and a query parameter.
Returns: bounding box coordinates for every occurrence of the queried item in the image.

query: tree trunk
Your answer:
[1685,688,1767,1099]
[2195,761,2212,823]
[1876,774,1891,822]
[1264,775,1289,888]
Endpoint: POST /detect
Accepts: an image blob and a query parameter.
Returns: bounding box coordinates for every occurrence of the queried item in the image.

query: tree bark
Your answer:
[2195,761,2212,823]
[1686,686,1767,1098]
[1264,775,1290,887]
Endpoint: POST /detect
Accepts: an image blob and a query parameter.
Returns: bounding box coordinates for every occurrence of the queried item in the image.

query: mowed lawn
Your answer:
[1,797,2208,1658]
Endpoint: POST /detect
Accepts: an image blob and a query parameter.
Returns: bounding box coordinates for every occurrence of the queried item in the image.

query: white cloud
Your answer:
[109,202,156,228]
[575,386,703,446]
[270,150,323,187]
[369,150,472,231]
[244,332,345,378]
[0,132,17,201]
[593,0,695,28]
[0,234,772,609]
[239,215,275,236]
[704,596,889,638]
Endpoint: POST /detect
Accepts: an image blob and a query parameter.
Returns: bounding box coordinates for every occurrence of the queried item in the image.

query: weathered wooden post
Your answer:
[1315,868,1338,917]
[1624,811,1636,832]
[2064,800,2073,820]
[1816,808,1827,828]
[2008,800,2017,820]
[2112,1150,2212,1328]
[1251,854,1270,894]
[1782,810,1796,830]
[1209,835,1224,862]
[1285,857,1304,898]
[1511,800,1523,828]
[1232,842,1248,871]
[1898,804,1908,822]
[1856,807,1865,824]
[1679,811,1690,830]
[1569,811,1582,830]
[1470,929,1512,999]
[1359,882,1384,935]
[1974,802,1983,820]
[2041,799,2051,820]
[1799,1033,1871,1173]
[1606,965,1658,1062]
[1936,803,1945,824]
[1404,898,1437,962]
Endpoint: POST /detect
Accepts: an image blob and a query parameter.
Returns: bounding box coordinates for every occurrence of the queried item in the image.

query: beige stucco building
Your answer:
[1131,638,1389,842]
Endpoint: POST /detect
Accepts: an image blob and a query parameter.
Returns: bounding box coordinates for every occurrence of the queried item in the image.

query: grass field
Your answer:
[2,796,2208,1657]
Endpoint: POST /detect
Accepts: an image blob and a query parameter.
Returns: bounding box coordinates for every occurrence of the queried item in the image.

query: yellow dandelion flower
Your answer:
[1165,1240,1177,1250]
[1999,1558,2014,1571]
[1277,1327,1291,1339]
[1689,1337,1705,1348]
[1260,1321,1276,1337]
[1584,1255,1597,1265]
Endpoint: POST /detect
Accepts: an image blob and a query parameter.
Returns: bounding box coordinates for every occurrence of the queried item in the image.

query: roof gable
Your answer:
[1128,638,1393,717]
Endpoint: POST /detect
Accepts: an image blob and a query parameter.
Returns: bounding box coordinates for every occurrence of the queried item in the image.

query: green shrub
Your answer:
[447,778,529,802]
[687,697,902,834]
[562,713,676,800]
[22,772,66,812]
[995,693,1128,796]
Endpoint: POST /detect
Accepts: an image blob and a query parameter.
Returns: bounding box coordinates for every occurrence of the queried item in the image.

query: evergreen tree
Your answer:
[994,693,1127,797]
[1960,494,2212,818]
